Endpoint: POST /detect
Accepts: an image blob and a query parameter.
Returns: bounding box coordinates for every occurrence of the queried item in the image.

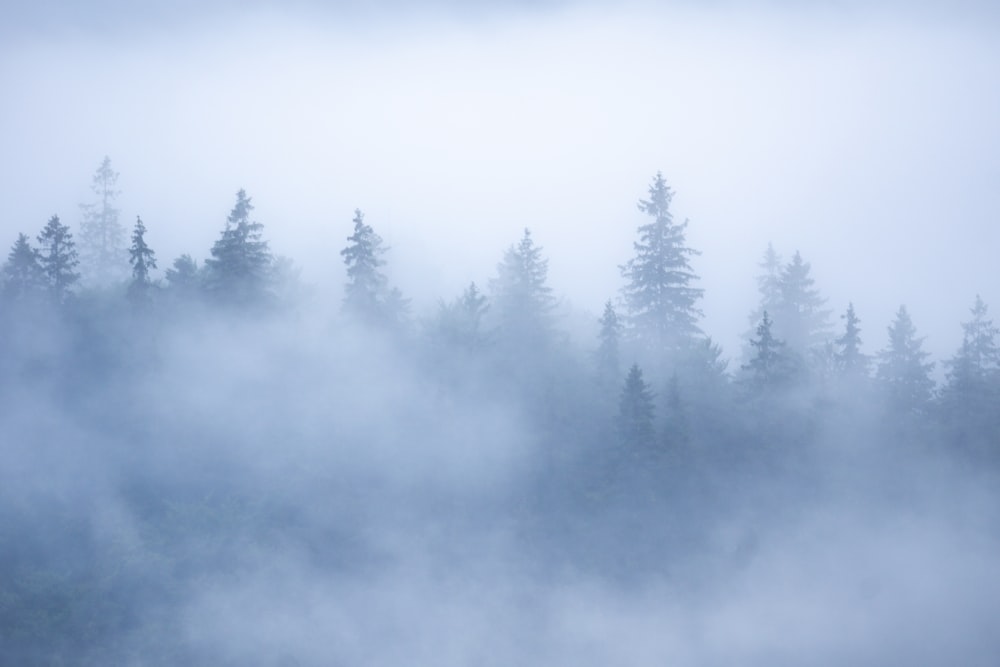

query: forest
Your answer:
[1,157,998,665]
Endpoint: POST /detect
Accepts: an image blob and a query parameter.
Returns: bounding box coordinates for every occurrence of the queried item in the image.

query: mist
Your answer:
[2,1,1000,665]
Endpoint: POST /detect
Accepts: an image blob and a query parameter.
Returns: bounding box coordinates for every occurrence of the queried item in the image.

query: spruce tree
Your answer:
[596,300,623,390]
[340,208,409,327]
[616,364,656,459]
[620,172,703,358]
[835,302,869,379]
[743,243,783,360]
[941,296,1000,453]
[2,233,45,302]
[876,305,934,415]
[127,216,157,304]
[743,311,794,391]
[774,250,831,354]
[204,189,273,306]
[79,156,127,286]
[37,215,80,303]
[432,282,489,350]
[490,228,555,347]
[165,254,199,295]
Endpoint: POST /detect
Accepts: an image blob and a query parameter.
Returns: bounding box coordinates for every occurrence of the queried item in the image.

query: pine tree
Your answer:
[127,216,157,304]
[620,172,703,358]
[743,243,783,360]
[432,282,489,350]
[941,296,999,452]
[616,364,656,457]
[204,189,273,306]
[835,302,869,378]
[490,228,556,347]
[596,300,622,389]
[37,215,80,303]
[774,250,831,354]
[876,305,934,415]
[340,209,408,327]
[79,156,127,286]
[165,254,199,294]
[743,311,795,391]
[2,233,45,302]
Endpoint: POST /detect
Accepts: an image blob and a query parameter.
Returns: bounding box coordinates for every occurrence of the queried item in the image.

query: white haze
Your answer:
[3,3,1000,665]
[2,2,999,361]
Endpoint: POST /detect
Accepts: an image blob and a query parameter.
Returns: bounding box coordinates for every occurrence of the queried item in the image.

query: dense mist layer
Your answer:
[3,2,1000,665]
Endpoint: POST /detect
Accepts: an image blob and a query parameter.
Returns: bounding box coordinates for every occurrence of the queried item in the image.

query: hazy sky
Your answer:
[2,0,998,362]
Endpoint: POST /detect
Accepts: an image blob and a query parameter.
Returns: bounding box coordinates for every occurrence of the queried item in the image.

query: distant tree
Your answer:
[596,300,623,390]
[431,282,489,351]
[127,216,157,304]
[620,172,703,358]
[940,296,1000,454]
[340,209,407,327]
[79,156,128,286]
[2,233,45,302]
[490,228,556,347]
[165,254,199,295]
[616,363,656,459]
[876,305,934,415]
[37,215,80,303]
[661,373,690,449]
[835,302,869,379]
[774,250,831,354]
[742,311,795,391]
[203,189,273,306]
[742,243,783,360]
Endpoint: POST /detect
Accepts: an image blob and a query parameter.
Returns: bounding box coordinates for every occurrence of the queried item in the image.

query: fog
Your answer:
[2,1,1000,665]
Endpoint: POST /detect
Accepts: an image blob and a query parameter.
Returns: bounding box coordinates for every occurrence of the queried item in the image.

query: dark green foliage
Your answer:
[203,189,273,306]
[620,172,703,358]
[37,215,80,303]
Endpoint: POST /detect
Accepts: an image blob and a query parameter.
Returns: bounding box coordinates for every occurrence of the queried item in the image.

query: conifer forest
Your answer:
[3,4,1000,666]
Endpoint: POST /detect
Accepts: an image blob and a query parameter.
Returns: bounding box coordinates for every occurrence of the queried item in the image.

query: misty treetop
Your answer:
[1,161,999,665]
[620,172,703,360]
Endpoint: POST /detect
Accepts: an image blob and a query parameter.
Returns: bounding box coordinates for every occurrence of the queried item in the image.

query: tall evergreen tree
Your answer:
[340,209,408,327]
[127,216,157,304]
[940,296,1000,453]
[774,250,831,354]
[620,172,703,358]
[876,305,934,415]
[204,189,273,306]
[596,300,623,390]
[79,156,127,286]
[37,215,80,303]
[2,233,45,302]
[490,228,556,347]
